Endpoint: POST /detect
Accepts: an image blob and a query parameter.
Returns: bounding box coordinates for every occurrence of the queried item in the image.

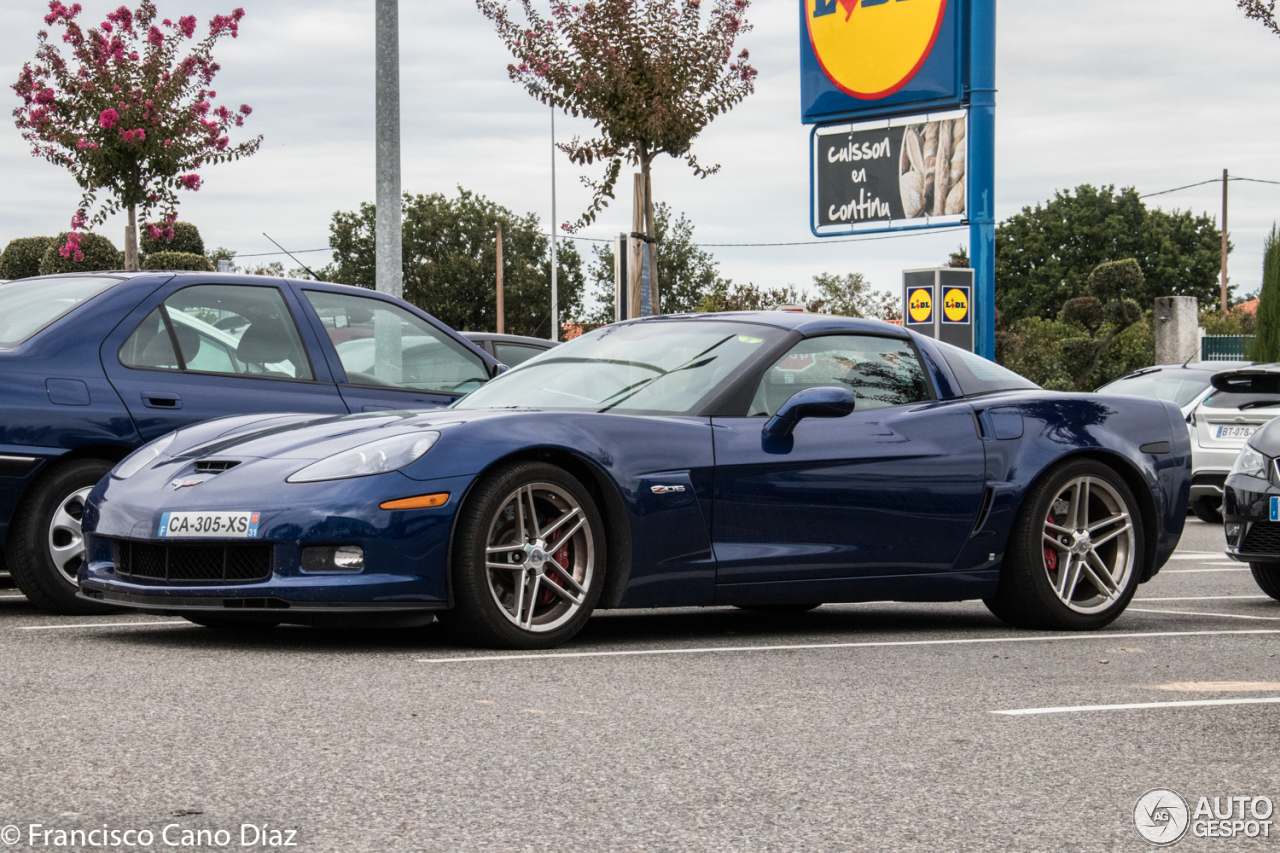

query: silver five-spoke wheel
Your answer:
[47,486,93,584]
[1041,476,1135,615]
[484,482,595,633]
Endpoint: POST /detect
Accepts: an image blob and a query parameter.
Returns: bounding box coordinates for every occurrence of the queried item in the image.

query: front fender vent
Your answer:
[971,487,995,536]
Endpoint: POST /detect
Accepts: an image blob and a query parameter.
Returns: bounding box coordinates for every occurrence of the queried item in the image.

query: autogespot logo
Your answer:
[807,0,948,99]
[1135,789,1191,846]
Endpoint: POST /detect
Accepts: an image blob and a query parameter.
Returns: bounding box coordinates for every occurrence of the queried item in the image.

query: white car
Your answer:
[1096,361,1252,522]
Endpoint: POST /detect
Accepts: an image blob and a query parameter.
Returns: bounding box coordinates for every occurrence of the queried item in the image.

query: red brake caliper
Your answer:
[539,534,572,605]
[1044,513,1059,572]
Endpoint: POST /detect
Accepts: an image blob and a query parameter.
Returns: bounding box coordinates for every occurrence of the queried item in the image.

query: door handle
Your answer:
[141,391,182,409]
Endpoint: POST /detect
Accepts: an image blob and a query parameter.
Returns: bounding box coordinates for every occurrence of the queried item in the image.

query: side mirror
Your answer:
[490,362,510,378]
[762,386,856,438]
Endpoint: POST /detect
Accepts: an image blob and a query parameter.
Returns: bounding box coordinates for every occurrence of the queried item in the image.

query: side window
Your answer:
[494,343,545,367]
[120,285,314,380]
[748,335,931,417]
[304,290,489,394]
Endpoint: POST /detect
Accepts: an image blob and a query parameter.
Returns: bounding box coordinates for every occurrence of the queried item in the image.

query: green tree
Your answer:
[995,185,1225,324]
[1254,225,1280,362]
[0,237,55,280]
[328,188,584,337]
[697,282,812,313]
[582,203,726,321]
[475,0,757,231]
[1239,0,1280,35]
[808,272,879,318]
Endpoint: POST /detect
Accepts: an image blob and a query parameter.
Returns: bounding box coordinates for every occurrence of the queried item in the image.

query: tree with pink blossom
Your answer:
[475,0,757,234]
[12,1,261,270]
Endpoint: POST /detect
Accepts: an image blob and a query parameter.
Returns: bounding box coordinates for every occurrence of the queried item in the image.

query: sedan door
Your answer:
[711,333,987,584]
[102,281,348,441]
[297,289,493,413]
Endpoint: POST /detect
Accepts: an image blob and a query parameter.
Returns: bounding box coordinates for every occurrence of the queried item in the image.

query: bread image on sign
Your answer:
[899,118,966,220]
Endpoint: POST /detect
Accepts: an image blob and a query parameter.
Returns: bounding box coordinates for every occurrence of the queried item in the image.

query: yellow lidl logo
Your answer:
[943,287,970,323]
[907,287,933,324]
[807,0,948,100]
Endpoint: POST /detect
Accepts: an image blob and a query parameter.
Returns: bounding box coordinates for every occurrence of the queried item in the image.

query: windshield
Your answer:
[0,275,121,348]
[454,320,786,414]
[1096,370,1210,408]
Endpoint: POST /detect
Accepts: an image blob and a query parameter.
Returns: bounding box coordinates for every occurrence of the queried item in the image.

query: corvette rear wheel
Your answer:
[441,462,605,649]
[984,460,1144,630]
[5,458,117,615]
[1250,563,1280,601]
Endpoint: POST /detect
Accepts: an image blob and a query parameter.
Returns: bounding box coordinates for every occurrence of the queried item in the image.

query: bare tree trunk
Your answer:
[124,204,139,271]
[628,169,646,320]
[642,163,659,315]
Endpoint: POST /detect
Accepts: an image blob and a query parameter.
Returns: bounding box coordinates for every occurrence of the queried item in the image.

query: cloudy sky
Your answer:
[2,0,1278,309]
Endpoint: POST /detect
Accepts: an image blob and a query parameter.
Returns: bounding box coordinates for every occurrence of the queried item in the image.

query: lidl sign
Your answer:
[800,0,964,124]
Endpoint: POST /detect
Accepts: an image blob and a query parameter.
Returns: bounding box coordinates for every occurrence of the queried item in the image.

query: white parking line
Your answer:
[1163,568,1249,573]
[994,697,1280,716]
[1135,595,1272,602]
[18,621,186,631]
[1168,552,1228,559]
[1128,608,1280,622]
[415,629,1280,664]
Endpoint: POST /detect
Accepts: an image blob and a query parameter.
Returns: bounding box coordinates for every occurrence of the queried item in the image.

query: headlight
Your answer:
[113,432,177,479]
[286,431,440,483]
[1231,444,1268,479]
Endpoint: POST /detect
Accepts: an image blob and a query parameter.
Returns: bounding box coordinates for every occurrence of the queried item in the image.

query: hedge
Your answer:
[141,221,204,258]
[0,236,56,280]
[37,233,121,275]
[142,251,214,272]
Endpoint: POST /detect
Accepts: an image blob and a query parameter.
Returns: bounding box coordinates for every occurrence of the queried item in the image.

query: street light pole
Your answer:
[550,107,558,342]
[375,0,403,298]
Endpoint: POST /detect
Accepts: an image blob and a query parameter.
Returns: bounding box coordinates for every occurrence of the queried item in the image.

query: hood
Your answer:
[163,409,524,463]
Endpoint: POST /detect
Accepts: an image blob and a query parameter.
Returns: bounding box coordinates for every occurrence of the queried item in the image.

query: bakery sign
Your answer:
[810,109,966,235]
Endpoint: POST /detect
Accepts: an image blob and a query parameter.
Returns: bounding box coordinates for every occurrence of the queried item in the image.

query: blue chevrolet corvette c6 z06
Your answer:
[80,312,1192,649]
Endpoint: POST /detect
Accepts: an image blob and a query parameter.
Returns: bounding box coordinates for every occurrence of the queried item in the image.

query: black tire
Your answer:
[5,458,117,615]
[439,461,606,649]
[735,603,822,614]
[984,459,1145,631]
[1250,563,1280,602]
[182,615,281,630]
[1191,497,1224,524]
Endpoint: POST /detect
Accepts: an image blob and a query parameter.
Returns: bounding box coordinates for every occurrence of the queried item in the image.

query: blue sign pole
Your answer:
[968,0,996,360]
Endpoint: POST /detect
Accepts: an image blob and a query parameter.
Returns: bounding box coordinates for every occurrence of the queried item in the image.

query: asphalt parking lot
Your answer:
[1,518,1277,852]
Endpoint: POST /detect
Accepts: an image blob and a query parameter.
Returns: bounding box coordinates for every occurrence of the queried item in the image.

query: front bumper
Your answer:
[1222,470,1280,563]
[80,471,475,614]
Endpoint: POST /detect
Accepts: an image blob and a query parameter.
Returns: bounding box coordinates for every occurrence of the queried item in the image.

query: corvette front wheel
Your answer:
[441,462,606,649]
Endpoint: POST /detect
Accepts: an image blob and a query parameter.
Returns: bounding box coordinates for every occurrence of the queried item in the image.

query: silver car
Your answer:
[1096,361,1252,522]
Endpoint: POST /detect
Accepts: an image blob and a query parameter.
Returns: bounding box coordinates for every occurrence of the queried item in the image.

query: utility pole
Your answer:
[549,107,558,342]
[496,222,505,334]
[375,0,402,298]
[1221,168,1230,316]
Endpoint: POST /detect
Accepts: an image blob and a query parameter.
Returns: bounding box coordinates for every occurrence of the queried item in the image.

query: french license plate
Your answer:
[159,511,260,538]
[1272,497,1279,522]
[1217,425,1258,439]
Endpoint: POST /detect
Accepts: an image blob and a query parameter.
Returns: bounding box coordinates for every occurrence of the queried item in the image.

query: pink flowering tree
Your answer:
[12,1,261,269]
[476,0,756,233]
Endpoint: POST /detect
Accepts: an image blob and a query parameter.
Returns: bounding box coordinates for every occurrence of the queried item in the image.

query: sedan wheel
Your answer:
[441,462,606,649]
[985,460,1144,630]
[5,458,117,615]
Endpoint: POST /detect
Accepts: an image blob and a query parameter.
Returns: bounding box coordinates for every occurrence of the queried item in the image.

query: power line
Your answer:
[1141,175,1280,199]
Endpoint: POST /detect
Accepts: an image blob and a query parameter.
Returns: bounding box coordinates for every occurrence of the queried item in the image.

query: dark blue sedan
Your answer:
[80,312,1191,648]
[0,272,500,615]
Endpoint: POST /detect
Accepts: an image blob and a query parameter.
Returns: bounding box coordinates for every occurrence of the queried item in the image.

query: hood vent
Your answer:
[194,459,241,474]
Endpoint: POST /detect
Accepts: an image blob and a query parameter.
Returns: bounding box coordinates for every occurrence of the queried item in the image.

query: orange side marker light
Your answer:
[380,493,450,510]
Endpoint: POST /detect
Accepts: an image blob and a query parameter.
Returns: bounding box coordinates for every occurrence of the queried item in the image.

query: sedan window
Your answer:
[748,335,931,417]
[304,290,488,394]
[0,275,121,349]
[119,284,313,380]
[494,343,546,367]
